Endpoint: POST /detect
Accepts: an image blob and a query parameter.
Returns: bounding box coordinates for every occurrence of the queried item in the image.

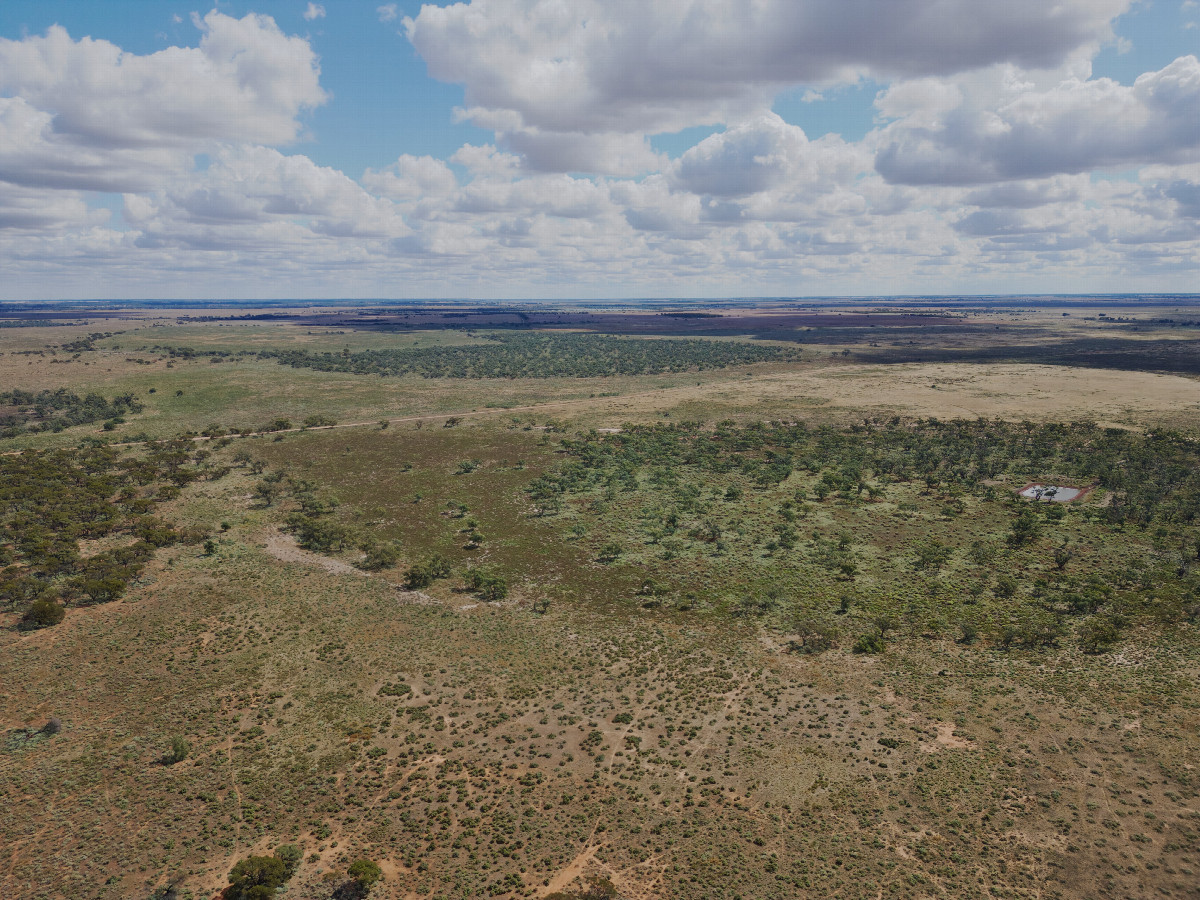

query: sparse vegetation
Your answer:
[3,303,1200,900]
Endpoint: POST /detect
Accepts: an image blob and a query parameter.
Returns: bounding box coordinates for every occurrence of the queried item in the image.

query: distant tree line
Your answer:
[257,332,799,379]
[0,320,82,329]
[533,418,1200,527]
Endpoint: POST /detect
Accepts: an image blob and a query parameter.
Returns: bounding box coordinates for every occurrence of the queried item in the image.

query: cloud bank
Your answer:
[1,2,1199,299]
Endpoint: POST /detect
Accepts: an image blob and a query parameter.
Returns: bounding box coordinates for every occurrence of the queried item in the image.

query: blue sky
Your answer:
[0,1,1198,299]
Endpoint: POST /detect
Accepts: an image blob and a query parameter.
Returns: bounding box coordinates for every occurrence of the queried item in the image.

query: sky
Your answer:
[0,1,1198,300]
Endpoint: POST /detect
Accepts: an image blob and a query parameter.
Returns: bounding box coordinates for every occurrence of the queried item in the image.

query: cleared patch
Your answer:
[1018,483,1090,502]
[922,723,977,752]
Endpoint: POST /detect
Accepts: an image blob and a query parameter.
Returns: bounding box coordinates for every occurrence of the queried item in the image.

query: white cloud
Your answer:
[0,182,107,231]
[9,122,1200,297]
[303,3,326,21]
[501,128,663,177]
[673,116,806,198]
[610,176,705,238]
[455,172,611,220]
[0,96,188,192]
[4,0,1200,297]
[962,176,1087,210]
[1164,179,1200,218]
[126,146,410,248]
[876,56,1200,185]
[0,12,326,193]
[450,144,523,179]
[406,0,1129,173]
[363,154,460,202]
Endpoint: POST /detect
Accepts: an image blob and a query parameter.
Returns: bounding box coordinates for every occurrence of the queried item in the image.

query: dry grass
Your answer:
[647,362,1200,429]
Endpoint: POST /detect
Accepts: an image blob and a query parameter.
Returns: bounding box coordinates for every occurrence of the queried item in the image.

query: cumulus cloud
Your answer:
[303,3,326,21]
[363,154,460,202]
[673,116,812,198]
[0,182,107,231]
[406,0,1129,172]
[125,146,410,248]
[0,12,326,193]
[450,144,523,179]
[671,113,866,201]
[962,176,1086,210]
[610,176,705,238]
[876,56,1200,185]
[4,0,1200,297]
[1166,180,1200,217]
[499,128,662,177]
[458,172,612,220]
[655,113,881,231]
[0,97,190,192]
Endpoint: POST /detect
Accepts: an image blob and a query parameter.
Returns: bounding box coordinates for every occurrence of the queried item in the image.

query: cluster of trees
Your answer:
[0,388,143,438]
[464,567,508,602]
[0,320,80,329]
[259,332,798,379]
[226,845,302,898]
[262,466,513,599]
[404,553,452,589]
[0,442,210,629]
[533,418,1200,526]
[278,475,512,599]
[526,418,1200,654]
[225,847,380,898]
[547,875,622,900]
[276,475,402,569]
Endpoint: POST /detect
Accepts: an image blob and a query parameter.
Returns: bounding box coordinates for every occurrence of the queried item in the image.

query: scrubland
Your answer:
[2,301,1199,900]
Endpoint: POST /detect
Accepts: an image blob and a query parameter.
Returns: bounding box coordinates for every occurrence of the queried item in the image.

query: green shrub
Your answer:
[286,513,355,552]
[162,736,189,765]
[360,541,400,571]
[993,575,1018,598]
[404,563,433,589]
[597,542,622,563]
[788,617,837,653]
[21,598,65,630]
[227,855,287,898]
[427,553,452,579]
[274,843,302,877]
[464,568,508,602]
[1007,508,1042,546]
[853,631,885,654]
[1078,617,1120,654]
[347,857,382,887]
[404,552,452,588]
